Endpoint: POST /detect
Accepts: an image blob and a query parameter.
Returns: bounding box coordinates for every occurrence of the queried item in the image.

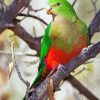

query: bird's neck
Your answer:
[54,14,76,24]
[55,12,77,22]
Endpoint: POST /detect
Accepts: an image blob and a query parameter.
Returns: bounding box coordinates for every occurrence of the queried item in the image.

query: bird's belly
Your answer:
[46,43,87,70]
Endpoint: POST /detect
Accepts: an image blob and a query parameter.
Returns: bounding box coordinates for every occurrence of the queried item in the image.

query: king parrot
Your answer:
[25,0,90,97]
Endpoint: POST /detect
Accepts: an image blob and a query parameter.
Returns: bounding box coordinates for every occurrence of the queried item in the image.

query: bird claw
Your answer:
[82,47,89,54]
[58,64,68,76]
[82,44,93,54]
[29,88,35,93]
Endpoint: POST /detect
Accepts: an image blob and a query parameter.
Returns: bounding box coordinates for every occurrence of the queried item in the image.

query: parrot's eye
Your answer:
[52,2,61,7]
[57,2,60,6]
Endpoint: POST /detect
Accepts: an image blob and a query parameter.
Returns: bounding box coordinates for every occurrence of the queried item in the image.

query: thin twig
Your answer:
[72,0,77,7]
[15,62,30,100]
[28,6,44,12]
[8,42,15,78]
[9,41,30,100]
[47,78,55,100]
[33,26,37,37]
[0,50,37,56]
[18,13,48,26]
[18,0,32,14]
[74,67,86,76]
[88,0,98,14]
[47,67,56,78]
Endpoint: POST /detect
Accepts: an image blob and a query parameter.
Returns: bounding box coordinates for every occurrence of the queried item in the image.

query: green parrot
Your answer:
[32,0,90,86]
[23,0,90,99]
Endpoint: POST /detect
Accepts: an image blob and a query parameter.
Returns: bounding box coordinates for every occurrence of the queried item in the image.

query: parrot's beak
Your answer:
[46,6,56,21]
[47,8,54,15]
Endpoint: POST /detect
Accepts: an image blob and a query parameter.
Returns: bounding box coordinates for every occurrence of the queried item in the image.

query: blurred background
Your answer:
[0,0,100,100]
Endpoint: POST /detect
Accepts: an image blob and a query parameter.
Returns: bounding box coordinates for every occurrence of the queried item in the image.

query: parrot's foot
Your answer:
[82,45,93,54]
[58,64,68,76]
[29,88,35,94]
[82,47,89,54]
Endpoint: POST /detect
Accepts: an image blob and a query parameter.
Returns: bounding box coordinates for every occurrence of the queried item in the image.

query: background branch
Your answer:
[11,24,41,54]
[72,0,77,7]
[2,0,30,21]
[18,13,48,26]
[0,0,30,33]
[67,75,98,100]
[90,0,98,14]
[89,10,100,39]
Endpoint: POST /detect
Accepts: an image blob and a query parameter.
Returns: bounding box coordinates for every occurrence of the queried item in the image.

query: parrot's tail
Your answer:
[22,67,50,100]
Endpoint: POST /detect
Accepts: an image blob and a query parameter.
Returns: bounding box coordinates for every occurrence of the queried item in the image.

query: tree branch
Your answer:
[72,0,77,7]
[90,0,98,14]
[29,42,100,100]
[2,0,30,21]
[89,10,100,39]
[0,0,99,99]
[67,75,98,100]
[11,24,41,54]
[0,0,31,33]
[18,13,48,26]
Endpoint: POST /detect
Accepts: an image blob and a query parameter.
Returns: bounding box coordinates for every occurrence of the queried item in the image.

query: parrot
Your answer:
[23,0,90,99]
[31,0,90,86]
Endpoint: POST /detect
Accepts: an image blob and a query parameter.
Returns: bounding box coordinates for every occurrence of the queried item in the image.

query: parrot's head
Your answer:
[47,0,73,18]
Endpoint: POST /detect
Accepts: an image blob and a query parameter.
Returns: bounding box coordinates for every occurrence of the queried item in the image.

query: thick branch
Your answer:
[1,0,30,22]
[0,0,31,33]
[11,24,41,54]
[29,42,100,100]
[0,21,13,33]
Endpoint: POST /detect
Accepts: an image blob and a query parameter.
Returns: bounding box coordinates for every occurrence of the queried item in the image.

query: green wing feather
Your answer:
[23,21,52,100]
[80,20,90,45]
[40,23,52,63]
[31,23,52,87]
